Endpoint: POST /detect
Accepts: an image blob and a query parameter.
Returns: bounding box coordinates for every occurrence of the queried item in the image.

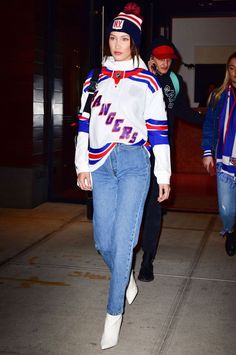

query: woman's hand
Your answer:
[77,172,92,191]
[202,156,215,175]
[158,184,171,202]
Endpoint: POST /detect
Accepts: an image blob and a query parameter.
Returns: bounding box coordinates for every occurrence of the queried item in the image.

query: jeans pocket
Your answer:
[140,147,151,174]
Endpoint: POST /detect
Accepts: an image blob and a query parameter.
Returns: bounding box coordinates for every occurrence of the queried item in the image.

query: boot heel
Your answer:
[126,271,138,304]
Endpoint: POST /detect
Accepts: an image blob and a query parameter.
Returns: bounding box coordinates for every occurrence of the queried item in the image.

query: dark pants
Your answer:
[141,154,162,258]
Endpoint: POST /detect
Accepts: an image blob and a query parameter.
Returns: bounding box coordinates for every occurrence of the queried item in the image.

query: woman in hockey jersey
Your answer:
[202,52,236,256]
[75,3,171,349]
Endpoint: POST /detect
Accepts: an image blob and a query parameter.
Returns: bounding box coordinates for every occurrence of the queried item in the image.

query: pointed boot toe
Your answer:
[101,313,122,350]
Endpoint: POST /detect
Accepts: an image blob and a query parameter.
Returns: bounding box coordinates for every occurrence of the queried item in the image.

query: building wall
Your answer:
[0,0,91,208]
[0,1,48,207]
[172,17,236,107]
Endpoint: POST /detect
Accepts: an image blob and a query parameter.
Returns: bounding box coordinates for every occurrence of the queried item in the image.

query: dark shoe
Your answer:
[138,253,154,282]
[224,232,236,256]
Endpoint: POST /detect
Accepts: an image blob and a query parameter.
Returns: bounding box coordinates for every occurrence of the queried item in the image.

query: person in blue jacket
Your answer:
[202,52,236,256]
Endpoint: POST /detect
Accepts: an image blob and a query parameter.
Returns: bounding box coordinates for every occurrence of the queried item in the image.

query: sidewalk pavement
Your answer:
[0,202,236,355]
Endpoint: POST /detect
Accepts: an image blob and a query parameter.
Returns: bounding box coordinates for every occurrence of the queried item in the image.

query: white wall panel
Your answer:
[172,17,236,106]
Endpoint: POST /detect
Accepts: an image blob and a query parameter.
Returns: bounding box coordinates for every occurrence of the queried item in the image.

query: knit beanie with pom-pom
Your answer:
[107,2,143,47]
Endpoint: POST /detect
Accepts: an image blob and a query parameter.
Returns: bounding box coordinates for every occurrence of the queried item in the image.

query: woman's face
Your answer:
[228,57,236,87]
[109,32,132,61]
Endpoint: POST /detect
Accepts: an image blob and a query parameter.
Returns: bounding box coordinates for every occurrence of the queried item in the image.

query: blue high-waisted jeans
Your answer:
[217,170,236,234]
[92,144,150,315]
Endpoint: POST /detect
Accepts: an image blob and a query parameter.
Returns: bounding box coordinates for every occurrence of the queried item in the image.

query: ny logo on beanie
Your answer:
[113,20,124,30]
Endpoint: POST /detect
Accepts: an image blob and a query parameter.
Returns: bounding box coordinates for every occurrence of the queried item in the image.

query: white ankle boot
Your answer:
[101,313,122,350]
[126,270,138,304]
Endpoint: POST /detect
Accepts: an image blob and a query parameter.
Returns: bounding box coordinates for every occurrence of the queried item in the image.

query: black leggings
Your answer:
[141,156,163,257]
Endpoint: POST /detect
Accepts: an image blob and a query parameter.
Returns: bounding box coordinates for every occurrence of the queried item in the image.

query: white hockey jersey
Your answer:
[75,56,171,184]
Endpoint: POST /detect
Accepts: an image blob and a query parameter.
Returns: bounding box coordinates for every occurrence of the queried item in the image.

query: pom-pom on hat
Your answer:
[151,36,178,60]
[107,2,143,47]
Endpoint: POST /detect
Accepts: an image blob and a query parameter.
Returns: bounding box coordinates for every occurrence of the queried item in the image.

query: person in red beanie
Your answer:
[138,36,204,282]
[75,6,171,350]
